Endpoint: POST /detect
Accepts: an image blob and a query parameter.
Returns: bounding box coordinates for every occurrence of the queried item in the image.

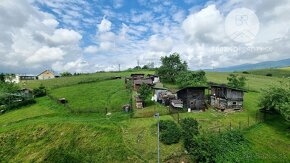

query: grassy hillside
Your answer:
[206,71,289,92]
[1,70,290,162]
[50,79,130,113]
[240,67,290,78]
[23,70,154,90]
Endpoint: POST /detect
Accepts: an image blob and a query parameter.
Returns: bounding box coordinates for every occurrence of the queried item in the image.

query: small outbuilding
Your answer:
[152,82,167,102]
[159,91,177,106]
[210,85,245,110]
[135,96,144,109]
[133,79,153,90]
[171,99,183,109]
[176,86,207,110]
[147,74,160,83]
[131,73,145,80]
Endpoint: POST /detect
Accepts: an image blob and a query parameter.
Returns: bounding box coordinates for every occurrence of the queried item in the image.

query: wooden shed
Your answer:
[133,79,153,90]
[210,85,245,110]
[171,99,183,109]
[176,86,207,110]
[135,96,144,109]
[131,73,145,80]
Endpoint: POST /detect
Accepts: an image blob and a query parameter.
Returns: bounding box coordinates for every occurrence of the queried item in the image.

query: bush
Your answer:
[186,130,256,162]
[4,99,36,111]
[180,118,199,139]
[242,71,249,74]
[33,85,47,97]
[266,73,273,76]
[159,120,181,145]
[259,82,290,121]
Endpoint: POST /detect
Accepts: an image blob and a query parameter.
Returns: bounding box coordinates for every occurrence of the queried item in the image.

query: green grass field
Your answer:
[240,67,290,78]
[50,79,130,113]
[1,69,290,162]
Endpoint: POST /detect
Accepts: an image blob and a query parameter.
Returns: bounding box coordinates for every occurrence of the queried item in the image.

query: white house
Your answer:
[37,70,55,80]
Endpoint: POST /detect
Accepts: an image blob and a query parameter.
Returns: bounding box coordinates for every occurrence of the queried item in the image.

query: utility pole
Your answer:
[154,113,160,163]
[137,59,140,67]
[118,64,120,72]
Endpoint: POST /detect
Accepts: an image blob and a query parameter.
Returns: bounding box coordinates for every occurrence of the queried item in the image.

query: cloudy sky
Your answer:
[0,0,290,73]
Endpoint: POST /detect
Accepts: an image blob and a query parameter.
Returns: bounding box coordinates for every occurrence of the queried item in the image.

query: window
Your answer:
[233,102,237,105]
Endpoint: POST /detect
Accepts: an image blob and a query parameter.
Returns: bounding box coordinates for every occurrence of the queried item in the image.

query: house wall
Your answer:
[226,89,244,100]
[38,71,55,80]
[5,75,20,83]
[227,100,243,109]
[177,88,205,110]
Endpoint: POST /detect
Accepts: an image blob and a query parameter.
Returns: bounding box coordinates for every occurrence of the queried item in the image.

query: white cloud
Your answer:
[0,0,83,73]
[148,35,173,52]
[84,45,98,54]
[42,19,59,28]
[113,0,123,9]
[2,0,290,73]
[26,46,65,64]
[52,59,90,73]
[98,17,112,32]
[48,28,82,45]
[182,5,226,44]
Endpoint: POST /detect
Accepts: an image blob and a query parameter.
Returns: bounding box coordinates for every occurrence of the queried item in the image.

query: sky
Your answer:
[0,0,290,73]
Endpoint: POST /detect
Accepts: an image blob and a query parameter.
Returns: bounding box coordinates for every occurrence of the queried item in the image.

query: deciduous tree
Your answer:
[157,53,188,83]
[227,74,247,89]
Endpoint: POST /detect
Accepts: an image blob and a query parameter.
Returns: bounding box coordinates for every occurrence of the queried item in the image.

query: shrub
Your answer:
[159,120,181,145]
[186,130,256,162]
[33,85,47,97]
[242,71,249,74]
[4,99,36,111]
[180,118,199,139]
[266,73,273,76]
[227,74,247,89]
[259,82,290,121]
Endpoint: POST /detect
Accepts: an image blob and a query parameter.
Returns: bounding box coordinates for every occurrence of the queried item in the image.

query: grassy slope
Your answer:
[206,71,289,92]
[242,67,290,78]
[50,79,130,113]
[1,70,290,162]
[23,70,154,90]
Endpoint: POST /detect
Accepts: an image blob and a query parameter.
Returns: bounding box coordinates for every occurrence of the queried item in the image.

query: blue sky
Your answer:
[0,0,289,73]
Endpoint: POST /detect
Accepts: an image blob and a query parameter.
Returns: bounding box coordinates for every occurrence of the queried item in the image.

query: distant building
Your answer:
[159,91,177,106]
[147,74,160,83]
[152,82,167,102]
[5,75,36,83]
[210,85,245,110]
[37,70,56,80]
[133,78,153,90]
[130,73,145,80]
[176,86,207,110]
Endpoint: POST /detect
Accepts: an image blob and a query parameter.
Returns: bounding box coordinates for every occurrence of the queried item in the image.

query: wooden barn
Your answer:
[133,79,153,90]
[210,85,245,110]
[159,91,177,106]
[176,86,207,110]
[131,73,145,80]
